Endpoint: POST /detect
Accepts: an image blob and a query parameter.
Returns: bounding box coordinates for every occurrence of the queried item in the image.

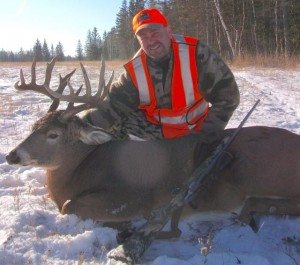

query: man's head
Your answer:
[132,8,172,61]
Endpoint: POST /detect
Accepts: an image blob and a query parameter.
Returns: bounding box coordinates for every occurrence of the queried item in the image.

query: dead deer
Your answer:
[6,58,300,238]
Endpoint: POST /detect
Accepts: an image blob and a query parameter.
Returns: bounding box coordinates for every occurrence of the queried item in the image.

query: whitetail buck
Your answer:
[6,58,300,238]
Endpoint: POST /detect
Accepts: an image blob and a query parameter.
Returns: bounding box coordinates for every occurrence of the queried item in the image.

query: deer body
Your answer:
[7,113,300,224]
[6,59,300,234]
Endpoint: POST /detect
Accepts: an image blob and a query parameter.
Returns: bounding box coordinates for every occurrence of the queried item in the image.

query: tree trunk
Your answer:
[250,0,258,55]
[274,0,279,57]
[280,0,289,58]
[204,0,210,45]
[212,6,222,53]
[213,0,235,59]
[237,0,246,56]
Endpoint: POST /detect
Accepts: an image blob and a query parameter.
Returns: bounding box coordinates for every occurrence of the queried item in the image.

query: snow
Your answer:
[0,63,299,265]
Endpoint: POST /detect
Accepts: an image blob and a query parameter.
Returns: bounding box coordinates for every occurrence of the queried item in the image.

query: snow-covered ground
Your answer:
[0,62,299,265]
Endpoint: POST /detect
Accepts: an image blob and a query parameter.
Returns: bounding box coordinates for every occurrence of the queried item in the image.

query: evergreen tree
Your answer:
[33,39,43,61]
[25,50,34,61]
[0,49,8,61]
[42,39,51,61]
[85,27,102,60]
[116,0,132,58]
[76,40,84,60]
[18,48,25,61]
[8,51,15,61]
[55,42,65,61]
[85,30,93,60]
[91,27,102,59]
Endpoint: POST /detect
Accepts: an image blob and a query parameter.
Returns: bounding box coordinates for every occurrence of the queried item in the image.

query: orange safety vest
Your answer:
[125,34,209,138]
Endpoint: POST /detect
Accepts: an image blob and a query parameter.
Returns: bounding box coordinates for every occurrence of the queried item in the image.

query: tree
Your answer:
[85,27,102,60]
[18,48,25,61]
[115,0,132,58]
[55,42,65,61]
[42,39,51,61]
[33,39,43,61]
[0,49,8,61]
[76,40,84,60]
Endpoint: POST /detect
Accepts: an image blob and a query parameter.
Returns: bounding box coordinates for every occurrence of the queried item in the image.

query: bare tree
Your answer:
[250,0,258,55]
[281,0,289,58]
[213,0,235,59]
[274,0,279,57]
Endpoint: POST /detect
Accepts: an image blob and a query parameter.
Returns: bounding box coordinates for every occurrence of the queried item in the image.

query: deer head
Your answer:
[7,58,114,168]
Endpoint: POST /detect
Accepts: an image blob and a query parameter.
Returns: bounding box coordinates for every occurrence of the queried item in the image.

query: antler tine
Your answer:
[45,60,115,120]
[96,60,114,100]
[44,57,58,86]
[20,69,25,85]
[48,70,76,112]
[30,59,37,84]
[66,85,83,110]
[96,60,106,98]
[80,63,92,97]
[14,57,59,98]
[59,85,91,121]
[100,70,114,100]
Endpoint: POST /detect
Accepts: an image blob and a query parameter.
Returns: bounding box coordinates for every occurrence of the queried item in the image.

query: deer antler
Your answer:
[44,60,114,120]
[15,57,76,112]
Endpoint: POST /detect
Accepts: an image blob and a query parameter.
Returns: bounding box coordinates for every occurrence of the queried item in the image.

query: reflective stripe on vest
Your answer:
[131,53,151,105]
[174,34,195,105]
[154,99,209,125]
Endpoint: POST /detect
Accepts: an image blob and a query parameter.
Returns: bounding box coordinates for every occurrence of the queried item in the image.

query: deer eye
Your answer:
[47,132,59,139]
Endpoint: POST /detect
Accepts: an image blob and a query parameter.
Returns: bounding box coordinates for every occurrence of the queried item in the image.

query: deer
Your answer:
[6,58,300,240]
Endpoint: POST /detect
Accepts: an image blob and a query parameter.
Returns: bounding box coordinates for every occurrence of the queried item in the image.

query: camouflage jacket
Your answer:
[84,41,240,141]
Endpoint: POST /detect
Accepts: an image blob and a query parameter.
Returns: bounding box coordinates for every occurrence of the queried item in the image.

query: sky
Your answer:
[0,0,124,56]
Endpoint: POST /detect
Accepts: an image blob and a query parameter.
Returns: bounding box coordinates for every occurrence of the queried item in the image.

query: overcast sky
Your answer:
[0,0,124,56]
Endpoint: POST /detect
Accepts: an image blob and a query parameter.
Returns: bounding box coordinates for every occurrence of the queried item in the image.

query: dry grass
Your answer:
[0,60,126,70]
[230,54,300,69]
[1,56,299,70]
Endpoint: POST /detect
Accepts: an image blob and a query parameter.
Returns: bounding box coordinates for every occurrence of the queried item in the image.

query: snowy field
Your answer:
[0,62,299,265]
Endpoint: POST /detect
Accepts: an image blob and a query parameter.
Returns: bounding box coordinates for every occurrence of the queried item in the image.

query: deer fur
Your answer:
[6,111,300,230]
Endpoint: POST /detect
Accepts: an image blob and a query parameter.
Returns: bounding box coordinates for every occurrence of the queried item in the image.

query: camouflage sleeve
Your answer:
[196,42,240,140]
[83,70,163,139]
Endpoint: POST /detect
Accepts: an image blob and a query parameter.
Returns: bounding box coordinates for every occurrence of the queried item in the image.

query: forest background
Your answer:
[0,0,299,65]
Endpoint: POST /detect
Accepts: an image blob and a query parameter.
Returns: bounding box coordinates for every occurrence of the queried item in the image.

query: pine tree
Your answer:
[0,49,8,61]
[76,40,84,60]
[85,28,102,60]
[33,39,43,61]
[42,39,51,61]
[55,42,65,61]
[85,30,93,60]
[116,0,130,58]
[91,27,102,60]
[18,48,25,62]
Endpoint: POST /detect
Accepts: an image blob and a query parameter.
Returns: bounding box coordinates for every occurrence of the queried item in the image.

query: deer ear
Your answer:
[79,123,112,145]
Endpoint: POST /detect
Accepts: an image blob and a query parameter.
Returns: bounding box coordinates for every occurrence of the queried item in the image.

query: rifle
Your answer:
[108,99,260,265]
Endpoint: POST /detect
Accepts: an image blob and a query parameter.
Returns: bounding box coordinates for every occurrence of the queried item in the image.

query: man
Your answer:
[85,8,240,144]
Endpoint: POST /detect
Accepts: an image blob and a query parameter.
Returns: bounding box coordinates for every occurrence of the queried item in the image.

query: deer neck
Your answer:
[46,142,97,209]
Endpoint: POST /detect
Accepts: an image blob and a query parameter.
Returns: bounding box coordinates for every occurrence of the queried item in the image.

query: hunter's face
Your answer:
[136,26,172,61]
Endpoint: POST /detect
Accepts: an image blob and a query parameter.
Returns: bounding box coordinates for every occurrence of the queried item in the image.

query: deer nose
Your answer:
[6,151,21,165]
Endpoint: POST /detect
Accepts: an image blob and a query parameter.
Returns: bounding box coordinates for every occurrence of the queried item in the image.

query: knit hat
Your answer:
[132,8,169,34]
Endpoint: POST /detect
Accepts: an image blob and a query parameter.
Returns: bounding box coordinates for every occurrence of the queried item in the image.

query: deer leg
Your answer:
[239,197,300,232]
[152,206,183,240]
[61,190,153,223]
